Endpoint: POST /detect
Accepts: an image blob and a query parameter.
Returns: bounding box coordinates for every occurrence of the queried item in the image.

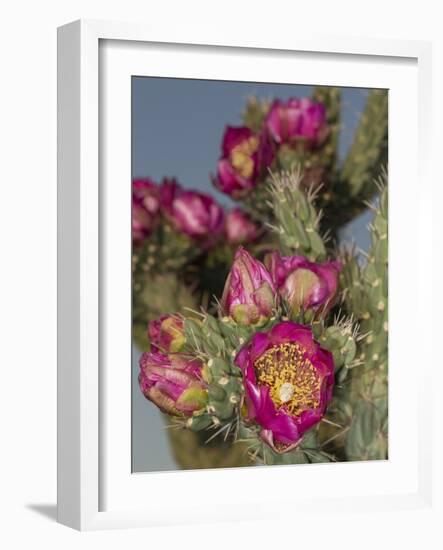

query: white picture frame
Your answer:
[57,19,433,531]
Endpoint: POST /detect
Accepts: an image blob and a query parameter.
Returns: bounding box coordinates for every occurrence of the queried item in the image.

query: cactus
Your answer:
[237,421,334,465]
[133,223,200,276]
[242,96,271,133]
[167,427,250,469]
[268,167,327,261]
[133,276,257,469]
[341,91,388,201]
[342,178,388,460]
[133,85,389,470]
[135,170,388,467]
[181,310,344,466]
[321,89,388,230]
[182,315,246,428]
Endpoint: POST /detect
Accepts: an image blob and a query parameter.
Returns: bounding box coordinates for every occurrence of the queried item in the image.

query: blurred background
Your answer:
[132,77,376,472]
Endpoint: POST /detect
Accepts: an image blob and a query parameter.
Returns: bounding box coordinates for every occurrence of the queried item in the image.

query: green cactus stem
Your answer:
[237,420,334,465]
[341,91,388,200]
[341,178,388,460]
[311,86,341,180]
[242,96,270,133]
[321,89,388,230]
[267,167,327,261]
[166,425,251,469]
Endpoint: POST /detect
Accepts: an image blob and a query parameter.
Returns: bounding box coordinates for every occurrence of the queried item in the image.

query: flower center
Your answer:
[278,382,295,403]
[230,136,259,179]
[254,342,321,416]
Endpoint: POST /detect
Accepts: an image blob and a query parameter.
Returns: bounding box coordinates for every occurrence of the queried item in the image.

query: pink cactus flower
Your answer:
[265,251,342,317]
[139,351,207,416]
[265,98,328,146]
[225,208,260,245]
[132,178,160,242]
[148,314,185,353]
[221,247,277,325]
[235,321,334,453]
[213,126,273,198]
[168,189,225,239]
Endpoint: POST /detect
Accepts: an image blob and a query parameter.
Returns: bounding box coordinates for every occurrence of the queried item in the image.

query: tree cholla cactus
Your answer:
[342,179,388,460]
[133,87,388,468]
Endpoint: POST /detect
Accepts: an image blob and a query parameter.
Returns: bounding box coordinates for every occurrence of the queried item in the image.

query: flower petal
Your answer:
[222,126,255,156]
[269,321,316,356]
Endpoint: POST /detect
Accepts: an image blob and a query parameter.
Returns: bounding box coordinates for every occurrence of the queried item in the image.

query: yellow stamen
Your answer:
[230,136,259,179]
[254,342,321,415]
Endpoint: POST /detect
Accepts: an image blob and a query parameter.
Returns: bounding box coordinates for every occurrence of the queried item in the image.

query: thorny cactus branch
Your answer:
[242,96,271,133]
[341,175,388,460]
[341,91,388,200]
[321,90,388,230]
[267,167,327,261]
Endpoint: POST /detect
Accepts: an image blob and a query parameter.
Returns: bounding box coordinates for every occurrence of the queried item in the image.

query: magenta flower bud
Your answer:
[159,177,183,211]
[265,252,341,316]
[221,247,277,325]
[265,98,327,146]
[133,178,161,214]
[148,314,185,353]
[132,178,160,242]
[213,126,273,198]
[168,189,225,239]
[235,321,334,453]
[225,208,260,246]
[139,351,208,416]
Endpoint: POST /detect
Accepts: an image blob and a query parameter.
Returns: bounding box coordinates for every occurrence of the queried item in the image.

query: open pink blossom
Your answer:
[235,321,334,453]
[213,126,273,198]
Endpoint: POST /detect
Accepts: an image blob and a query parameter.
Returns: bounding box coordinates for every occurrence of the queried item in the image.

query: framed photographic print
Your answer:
[57,19,433,530]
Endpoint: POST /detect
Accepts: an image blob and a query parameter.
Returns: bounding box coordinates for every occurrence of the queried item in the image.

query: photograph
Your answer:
[131,77,388,472]
[2,1,438,544]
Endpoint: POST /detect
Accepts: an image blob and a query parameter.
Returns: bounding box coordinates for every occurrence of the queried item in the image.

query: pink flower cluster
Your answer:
[221,247,340,451]
[141,247,341,452]
[132,177,223,243]
[221,247,341,325]
[139,314,208,417]
[132,177,259,246]
[213,97,328,198]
